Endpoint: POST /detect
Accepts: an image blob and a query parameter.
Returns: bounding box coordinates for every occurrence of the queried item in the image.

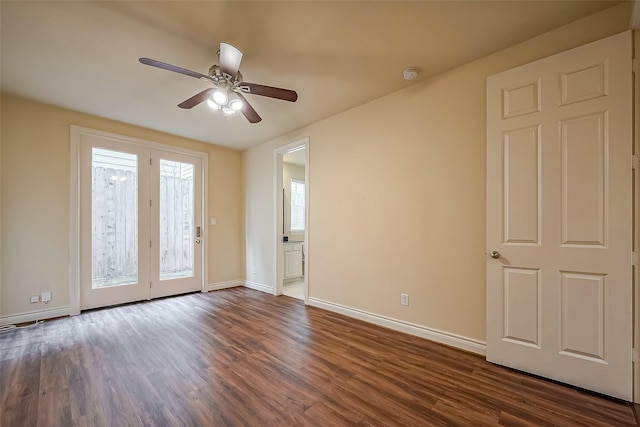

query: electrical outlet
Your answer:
[401,293,409,306]
[30,295,40,304]
[41,291,52,303]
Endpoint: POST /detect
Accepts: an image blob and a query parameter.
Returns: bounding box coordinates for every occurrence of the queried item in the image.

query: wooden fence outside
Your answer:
[92,167,194,288]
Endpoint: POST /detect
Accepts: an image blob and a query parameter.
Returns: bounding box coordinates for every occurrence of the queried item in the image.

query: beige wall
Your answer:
[283,162,305,240]
[634,27,640,404]
[0,96,3,316]
[243,141,275,288]
[0,94,243,318]
[243,3,631,342]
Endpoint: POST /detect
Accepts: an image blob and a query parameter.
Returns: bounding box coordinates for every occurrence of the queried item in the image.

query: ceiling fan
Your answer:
[139,42,298,124]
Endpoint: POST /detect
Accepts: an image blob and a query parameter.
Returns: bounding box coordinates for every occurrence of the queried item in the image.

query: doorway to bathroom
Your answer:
[274,138,309,301]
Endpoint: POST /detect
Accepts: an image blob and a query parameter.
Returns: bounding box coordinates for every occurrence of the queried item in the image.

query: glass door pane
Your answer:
[91,148,138,288]
[149,148,202,299]
[159,159,194,280]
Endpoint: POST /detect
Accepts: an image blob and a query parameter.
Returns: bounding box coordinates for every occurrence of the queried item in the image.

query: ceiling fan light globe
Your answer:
[229,99,243,111]
[212,89,228,105]
[206,98,221,110]
[222,107,235,115]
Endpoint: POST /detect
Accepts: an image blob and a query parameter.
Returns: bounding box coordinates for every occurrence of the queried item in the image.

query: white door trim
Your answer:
[273,138,310,303]
[69,125,208,314]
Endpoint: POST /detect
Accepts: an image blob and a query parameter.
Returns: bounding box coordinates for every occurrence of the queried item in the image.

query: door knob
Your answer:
[490,251,500,259]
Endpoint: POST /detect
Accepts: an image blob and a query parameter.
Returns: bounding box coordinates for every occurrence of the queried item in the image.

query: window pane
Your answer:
[291,179,305,232]
[159,159,194,280]
[92,148,138,288]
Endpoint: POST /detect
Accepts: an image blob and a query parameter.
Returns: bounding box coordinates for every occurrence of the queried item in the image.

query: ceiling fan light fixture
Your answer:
[206,98,221,110]
[229,98,243,111]
[212,88,228,105]
[222,106,235,115]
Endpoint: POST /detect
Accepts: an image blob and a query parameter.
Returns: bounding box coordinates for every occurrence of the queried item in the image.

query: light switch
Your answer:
[210,218,217,226]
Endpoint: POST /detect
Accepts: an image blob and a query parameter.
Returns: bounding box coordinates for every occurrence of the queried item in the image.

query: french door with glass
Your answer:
[79,134,203,310]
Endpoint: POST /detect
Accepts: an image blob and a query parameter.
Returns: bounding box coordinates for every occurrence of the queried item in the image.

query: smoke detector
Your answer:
[402,67,419,81]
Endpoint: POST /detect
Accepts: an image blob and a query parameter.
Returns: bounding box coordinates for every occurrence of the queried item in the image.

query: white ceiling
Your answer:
[1,1,622,150]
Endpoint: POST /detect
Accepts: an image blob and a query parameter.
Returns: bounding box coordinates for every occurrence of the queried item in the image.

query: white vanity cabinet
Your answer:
[283,242,303,279]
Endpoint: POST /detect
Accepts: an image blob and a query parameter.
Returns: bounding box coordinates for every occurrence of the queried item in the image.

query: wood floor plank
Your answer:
[0,287,636,426]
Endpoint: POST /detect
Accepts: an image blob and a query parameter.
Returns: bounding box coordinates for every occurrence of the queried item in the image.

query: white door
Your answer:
[80,135,203,309]
[80,135,152,309]
[486,31,632,400]
[150,149,203,298]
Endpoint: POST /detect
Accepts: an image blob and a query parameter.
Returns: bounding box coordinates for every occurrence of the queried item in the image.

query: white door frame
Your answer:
[69,125,208,314]
[273,138,309,301]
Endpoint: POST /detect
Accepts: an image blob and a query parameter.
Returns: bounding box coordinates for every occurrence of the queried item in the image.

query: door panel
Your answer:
[486,31,632,400]
[80,136,151,309]
[150,149,203,299]
[285,250,303,278]
[503,125,541,244]
[560,113,606,246]
[502,267,540,347]
[560,272,605,361]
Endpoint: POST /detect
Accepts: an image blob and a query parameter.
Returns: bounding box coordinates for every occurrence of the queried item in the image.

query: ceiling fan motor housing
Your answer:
[208,64,221,79]
[209,64,243,84]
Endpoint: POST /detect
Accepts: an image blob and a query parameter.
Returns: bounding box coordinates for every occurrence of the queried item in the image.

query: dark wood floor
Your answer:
[1,287,636,426]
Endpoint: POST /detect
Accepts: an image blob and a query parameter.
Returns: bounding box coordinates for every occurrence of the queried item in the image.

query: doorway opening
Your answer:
[274,138,309,301]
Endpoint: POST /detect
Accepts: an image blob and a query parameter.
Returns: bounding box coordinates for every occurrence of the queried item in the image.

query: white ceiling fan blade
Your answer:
[219,42,243,79]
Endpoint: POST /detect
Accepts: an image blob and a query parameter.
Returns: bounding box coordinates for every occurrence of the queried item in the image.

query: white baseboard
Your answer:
[0,305,71,326]
[307,297,486,356]
[207,280,244,292]
[244,280,275,294]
